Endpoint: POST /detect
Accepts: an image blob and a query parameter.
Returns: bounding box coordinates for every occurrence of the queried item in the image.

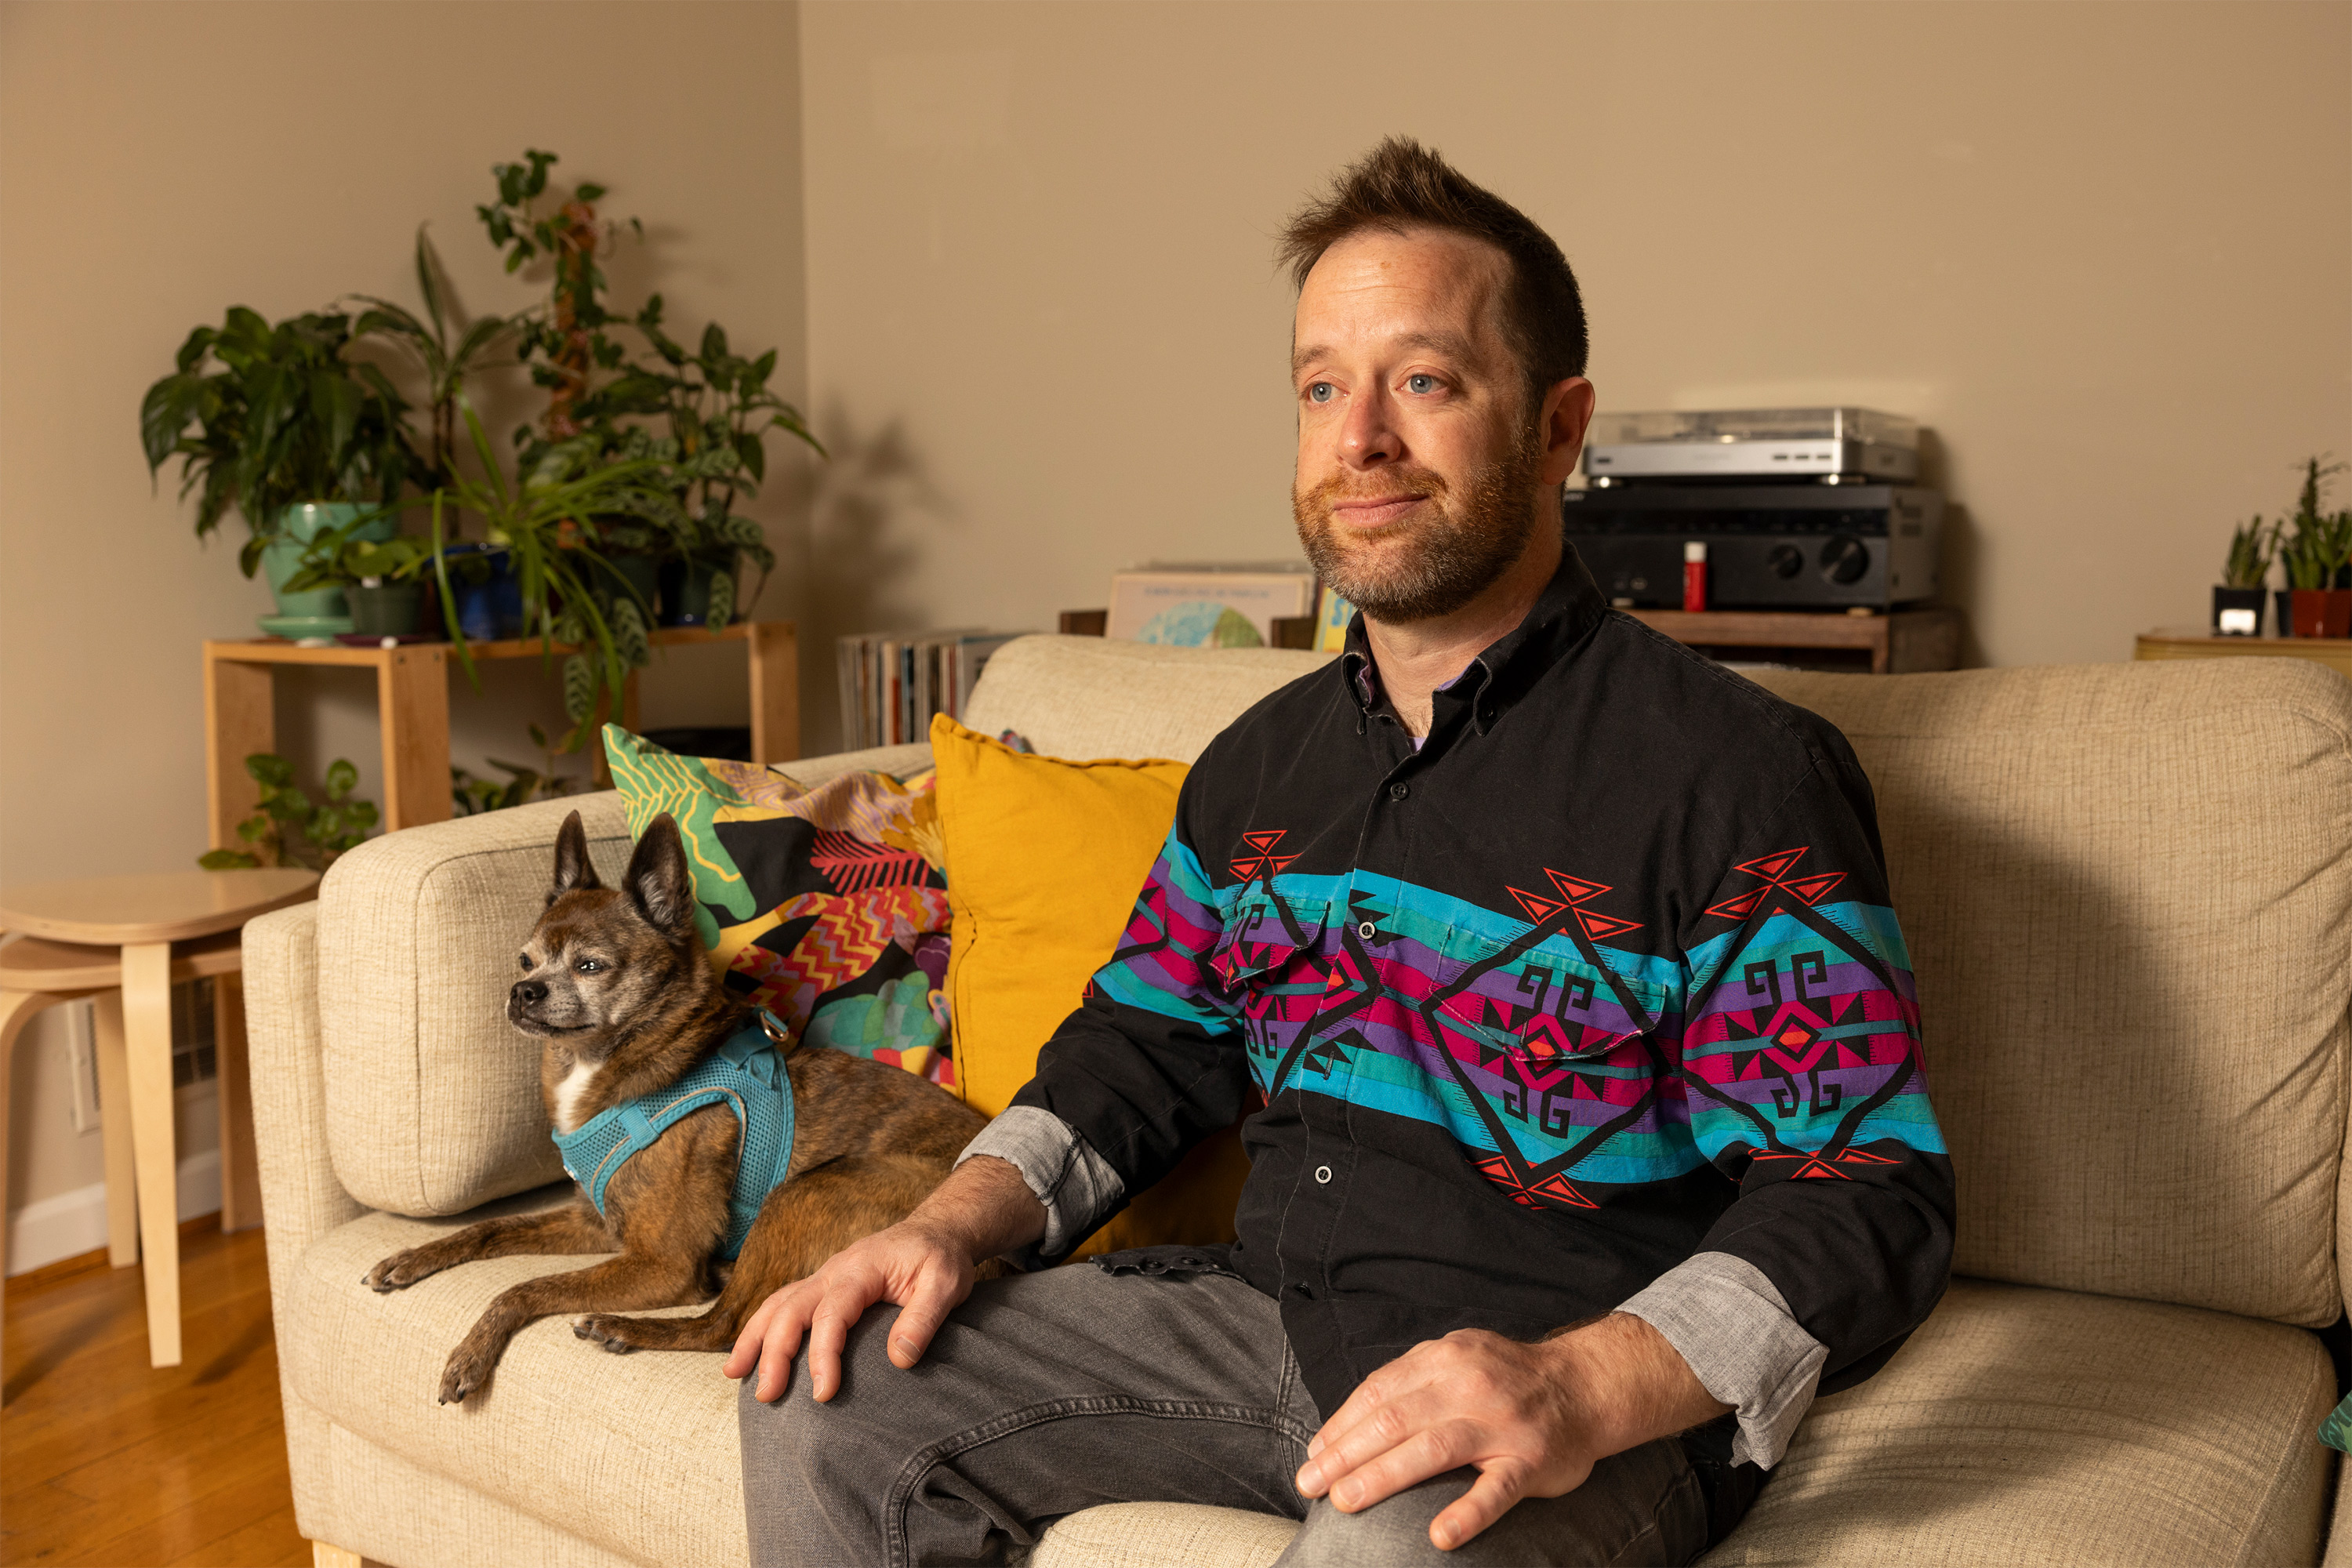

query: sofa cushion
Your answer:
[931,713,1251,1260]
[1700,1278,2334,1566]
[279,1193,746,1568]
[1748,660,2352,1327]
[314,743,932,1217]
[962,634,1331,764]
[1033,1277,2335,1568]
[604,724,957,1084]
[931,714,1189,1118]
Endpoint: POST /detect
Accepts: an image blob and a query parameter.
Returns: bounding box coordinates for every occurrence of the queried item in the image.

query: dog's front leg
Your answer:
[366,1201,612,1294]
[439,1250,704,1405]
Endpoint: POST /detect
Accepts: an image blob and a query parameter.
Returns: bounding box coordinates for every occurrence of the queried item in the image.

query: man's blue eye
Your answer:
[1406,374,1436,394]
[1308,383,1334,403]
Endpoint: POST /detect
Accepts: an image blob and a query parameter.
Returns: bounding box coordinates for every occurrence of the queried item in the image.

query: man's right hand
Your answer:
[722,1153,1046,1404]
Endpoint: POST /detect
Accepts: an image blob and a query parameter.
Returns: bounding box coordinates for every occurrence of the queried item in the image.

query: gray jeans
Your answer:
[738,1251,1736,1567]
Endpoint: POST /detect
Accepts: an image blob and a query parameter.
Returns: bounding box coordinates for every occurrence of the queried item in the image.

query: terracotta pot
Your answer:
[2327,589,2352,639]
[2290,589,2332,638]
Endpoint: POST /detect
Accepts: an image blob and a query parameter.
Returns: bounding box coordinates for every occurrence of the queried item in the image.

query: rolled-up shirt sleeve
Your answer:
[1617,1250,1828,1468]
[956,1105,1127,1266]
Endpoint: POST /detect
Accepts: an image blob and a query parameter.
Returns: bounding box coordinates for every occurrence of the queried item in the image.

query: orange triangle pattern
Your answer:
[1230,828,1301,884]
[1506,868,1641,942]
[1704,847,1848,923]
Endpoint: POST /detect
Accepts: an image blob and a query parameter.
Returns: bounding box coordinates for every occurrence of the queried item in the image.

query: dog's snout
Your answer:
[512,978,548,1007]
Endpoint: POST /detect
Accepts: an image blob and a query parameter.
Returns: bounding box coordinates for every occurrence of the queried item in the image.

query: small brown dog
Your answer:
[365,809,989,1404]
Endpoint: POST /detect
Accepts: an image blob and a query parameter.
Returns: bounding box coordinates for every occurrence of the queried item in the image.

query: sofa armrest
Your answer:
[241,900,365,1315]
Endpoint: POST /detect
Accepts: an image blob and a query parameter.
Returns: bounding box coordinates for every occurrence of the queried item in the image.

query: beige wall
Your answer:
[797,0,2352,722]
[0,0,809,1232]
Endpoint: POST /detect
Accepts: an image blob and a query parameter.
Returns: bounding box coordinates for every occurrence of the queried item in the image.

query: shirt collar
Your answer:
[1340,543,1608,736]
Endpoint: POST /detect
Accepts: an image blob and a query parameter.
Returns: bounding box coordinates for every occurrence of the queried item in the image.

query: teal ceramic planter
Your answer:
[260,503,399,635]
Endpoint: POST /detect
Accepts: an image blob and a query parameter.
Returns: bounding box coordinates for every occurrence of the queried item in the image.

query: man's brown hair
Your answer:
[1277,136,1588,404]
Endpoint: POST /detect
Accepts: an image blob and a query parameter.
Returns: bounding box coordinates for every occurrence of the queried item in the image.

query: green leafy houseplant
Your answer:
[351,227,517,487]
[451,724,592,815]
[481,150,819,622]
[198,754,379,870]
[140,307,418,576]
[431,396,684,750]
[281,517,440,592]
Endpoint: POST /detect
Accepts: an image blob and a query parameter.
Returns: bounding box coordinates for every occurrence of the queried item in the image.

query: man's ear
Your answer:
[550,811,601,904]
[622,814,698,938]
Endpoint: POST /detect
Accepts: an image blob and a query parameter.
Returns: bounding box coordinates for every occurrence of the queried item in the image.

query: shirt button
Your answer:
[1357,921,1376,941]
[1315,1164,1333,1185]
[1389,782,1410,800]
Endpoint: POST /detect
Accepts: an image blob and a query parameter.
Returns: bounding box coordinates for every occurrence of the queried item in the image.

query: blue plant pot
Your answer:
[441,544,525,641]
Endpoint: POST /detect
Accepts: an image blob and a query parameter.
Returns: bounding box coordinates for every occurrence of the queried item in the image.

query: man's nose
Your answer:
[1339,387,1402,470]
[512,979,548,1007]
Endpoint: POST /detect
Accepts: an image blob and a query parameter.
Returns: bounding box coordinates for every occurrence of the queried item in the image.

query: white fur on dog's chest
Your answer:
[552,1058,601,1134]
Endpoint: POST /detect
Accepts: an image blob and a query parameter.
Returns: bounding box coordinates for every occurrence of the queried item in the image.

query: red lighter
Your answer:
[1682,541,1707,612]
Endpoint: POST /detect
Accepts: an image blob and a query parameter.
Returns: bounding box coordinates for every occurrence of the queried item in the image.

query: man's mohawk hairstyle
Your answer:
[1277,136,1588,392]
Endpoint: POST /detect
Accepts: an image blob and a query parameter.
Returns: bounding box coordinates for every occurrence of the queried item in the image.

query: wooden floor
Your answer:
[2,1218,310,1567]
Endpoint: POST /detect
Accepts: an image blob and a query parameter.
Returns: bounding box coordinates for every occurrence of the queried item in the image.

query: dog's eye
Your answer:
[575,958,603,974]
[518,954,532,971]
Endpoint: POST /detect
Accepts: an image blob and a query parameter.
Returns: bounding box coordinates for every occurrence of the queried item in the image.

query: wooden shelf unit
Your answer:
[201,621,798,844]
[2134,629,2352,681]
[1626,607,1963,673]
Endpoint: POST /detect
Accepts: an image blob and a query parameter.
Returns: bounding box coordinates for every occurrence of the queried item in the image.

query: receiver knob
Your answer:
[1767,543,1804,579]
[1820,535,1871,586]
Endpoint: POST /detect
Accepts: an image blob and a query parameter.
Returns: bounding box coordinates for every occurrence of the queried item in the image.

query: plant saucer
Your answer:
[260,613,354,639]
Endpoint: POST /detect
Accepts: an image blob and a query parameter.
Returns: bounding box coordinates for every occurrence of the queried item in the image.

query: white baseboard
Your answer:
[4,1148,223,1277]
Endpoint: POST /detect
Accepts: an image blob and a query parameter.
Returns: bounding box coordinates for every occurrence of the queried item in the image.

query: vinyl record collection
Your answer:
[835,630,1022,750]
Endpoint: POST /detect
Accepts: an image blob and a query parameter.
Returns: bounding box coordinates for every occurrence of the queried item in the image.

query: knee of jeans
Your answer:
[734,1305,913,1490]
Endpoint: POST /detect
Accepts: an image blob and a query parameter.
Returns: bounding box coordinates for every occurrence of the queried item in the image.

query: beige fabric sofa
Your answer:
[243,633,2352,1567]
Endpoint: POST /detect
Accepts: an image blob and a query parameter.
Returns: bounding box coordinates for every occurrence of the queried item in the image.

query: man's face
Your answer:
[1290,227,1547,624]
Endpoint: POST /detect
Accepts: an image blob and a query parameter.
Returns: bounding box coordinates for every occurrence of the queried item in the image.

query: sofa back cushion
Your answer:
[1750,659,2352,1327]
[963,634,1333,763]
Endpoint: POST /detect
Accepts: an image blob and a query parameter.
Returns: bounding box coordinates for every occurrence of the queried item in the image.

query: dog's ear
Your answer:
[550,811,601,904]
[622,814,697,938]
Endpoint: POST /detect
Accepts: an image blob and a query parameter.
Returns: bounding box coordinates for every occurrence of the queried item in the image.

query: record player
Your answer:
[1583,408,1920,485]
[1562,483,1942,612]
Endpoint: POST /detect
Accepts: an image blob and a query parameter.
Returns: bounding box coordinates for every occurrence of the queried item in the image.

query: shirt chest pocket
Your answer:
[1207,897,1330,1001]
[1432,927,1638,1065]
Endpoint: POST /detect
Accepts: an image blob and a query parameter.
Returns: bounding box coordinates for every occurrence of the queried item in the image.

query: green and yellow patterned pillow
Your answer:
[601,725,956,1084]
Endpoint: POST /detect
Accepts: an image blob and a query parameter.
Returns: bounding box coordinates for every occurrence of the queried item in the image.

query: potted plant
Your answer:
[2216,517,2274,635]
[140,307,419,633]
[481,150,818,628]
[281,517,441,638]
[430,395,684,750]
[2279,458,2352,638]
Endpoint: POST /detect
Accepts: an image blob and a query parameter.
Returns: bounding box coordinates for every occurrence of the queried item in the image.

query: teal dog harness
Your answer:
[549,1012,796,1261]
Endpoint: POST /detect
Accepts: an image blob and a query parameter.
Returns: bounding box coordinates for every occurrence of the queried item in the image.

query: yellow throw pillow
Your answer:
[931,714,1250,1259]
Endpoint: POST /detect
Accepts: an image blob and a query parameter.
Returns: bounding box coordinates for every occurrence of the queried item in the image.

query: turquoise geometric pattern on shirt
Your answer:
[1091,828,1941,1214]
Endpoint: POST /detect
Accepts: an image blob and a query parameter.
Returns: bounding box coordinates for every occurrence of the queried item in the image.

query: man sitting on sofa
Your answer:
[728,137,1955,1567]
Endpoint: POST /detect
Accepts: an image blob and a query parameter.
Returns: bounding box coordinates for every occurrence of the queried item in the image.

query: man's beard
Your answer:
[1292,424,1547,625]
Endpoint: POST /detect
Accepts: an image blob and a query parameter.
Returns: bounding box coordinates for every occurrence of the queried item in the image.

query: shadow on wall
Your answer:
[785,405,946,753]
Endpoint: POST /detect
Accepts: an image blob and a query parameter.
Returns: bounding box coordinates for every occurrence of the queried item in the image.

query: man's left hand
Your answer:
[1293,1311,1730,1552]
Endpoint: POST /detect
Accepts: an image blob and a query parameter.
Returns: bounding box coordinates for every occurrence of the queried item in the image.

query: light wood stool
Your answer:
[0,869,316,1367]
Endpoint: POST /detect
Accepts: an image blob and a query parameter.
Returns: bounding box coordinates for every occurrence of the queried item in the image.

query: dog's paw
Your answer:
[438,1345,493,1405]
[572,1314,643,1355]
[365,1249,438,1294]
